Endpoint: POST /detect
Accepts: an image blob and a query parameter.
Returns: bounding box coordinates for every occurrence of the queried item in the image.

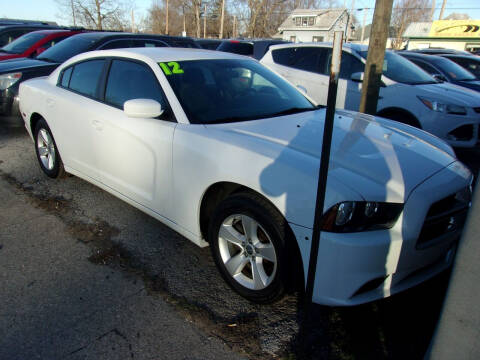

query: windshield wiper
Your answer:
[207,116,252,124]
[268,107,317,117]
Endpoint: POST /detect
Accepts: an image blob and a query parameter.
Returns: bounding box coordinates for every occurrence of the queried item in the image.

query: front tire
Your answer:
[34,118,65,179]
[208,192,291,303]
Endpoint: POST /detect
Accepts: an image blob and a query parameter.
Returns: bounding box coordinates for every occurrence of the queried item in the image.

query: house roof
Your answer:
[278,8,347,31]
[403,22,432,38]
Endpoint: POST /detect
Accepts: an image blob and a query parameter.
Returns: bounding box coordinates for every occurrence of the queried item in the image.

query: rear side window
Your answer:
[338,52,364,79]
[60,66,73,87]
[217,41,253,56]
[100,39,133,49]
[69,59,105,98]
[105,59,165,109]
[273,47,327,74]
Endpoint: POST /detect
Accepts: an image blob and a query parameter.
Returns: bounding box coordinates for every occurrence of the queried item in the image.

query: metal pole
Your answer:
[305,30,343,310]
[204,4,207,38]
[361,8,367,42]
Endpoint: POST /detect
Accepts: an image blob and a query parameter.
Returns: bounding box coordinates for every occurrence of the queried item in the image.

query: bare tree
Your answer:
[445,12,470,20]
[391,0,431,49]
[55,0,129,30]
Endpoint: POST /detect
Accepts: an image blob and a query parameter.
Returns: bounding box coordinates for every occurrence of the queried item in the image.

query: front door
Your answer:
[95,58,175,215]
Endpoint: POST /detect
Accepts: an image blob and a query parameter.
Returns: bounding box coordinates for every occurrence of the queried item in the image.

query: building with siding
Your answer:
[277,8,349,43]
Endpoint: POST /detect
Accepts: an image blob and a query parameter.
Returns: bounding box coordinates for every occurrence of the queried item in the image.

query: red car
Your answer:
[0,29,83,61]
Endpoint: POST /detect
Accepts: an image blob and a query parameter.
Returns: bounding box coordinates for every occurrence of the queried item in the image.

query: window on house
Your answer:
[302,17,308,26]
[295,17,301,26]
[290,36,296,42]
[312,36,324,42]
[308,17,315,26]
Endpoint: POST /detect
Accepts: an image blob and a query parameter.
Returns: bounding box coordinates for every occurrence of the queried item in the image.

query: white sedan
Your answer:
[19,48,472,305]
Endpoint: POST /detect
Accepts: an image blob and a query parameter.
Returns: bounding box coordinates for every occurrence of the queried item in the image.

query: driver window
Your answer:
[105,59,166,109]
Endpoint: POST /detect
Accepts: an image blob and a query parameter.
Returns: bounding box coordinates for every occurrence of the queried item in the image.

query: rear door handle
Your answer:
[91,120,103,131]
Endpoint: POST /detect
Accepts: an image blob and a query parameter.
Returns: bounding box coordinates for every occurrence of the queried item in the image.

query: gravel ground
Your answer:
[1,117,479,359]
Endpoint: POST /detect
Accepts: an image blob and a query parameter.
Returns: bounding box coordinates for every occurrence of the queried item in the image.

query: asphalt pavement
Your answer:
[1,117,479,359]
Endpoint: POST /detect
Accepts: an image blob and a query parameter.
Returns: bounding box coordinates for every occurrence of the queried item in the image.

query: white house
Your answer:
[277,8,349,43]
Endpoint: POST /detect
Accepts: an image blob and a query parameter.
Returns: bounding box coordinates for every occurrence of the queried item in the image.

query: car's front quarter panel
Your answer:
[170,122,364,239]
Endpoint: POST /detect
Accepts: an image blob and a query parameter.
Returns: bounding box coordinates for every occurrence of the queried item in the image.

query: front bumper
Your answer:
[0,87,21,124]
[420,109,480,148]
[292,161,472,306]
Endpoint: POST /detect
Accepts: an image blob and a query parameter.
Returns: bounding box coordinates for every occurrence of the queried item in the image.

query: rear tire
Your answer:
[34,118,65,179]
[208,192,292,303]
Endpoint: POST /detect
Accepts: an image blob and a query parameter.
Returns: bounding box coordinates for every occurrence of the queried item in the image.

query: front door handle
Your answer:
[91,120,103,131]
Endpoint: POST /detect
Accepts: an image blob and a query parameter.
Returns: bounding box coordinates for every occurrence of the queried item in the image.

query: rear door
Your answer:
[94,58,175,215]
[52,58,107,180]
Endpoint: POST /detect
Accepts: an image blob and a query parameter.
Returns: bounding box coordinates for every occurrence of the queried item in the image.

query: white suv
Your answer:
[261,43,480,148]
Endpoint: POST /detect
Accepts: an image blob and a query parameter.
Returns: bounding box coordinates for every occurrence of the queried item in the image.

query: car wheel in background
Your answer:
[208,192,292,303]
[34,118,65,178]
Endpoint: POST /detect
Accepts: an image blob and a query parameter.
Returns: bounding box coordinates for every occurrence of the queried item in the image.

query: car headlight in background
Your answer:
[321,201,403,233]
[0,72,22,91]
[418,96,467,115]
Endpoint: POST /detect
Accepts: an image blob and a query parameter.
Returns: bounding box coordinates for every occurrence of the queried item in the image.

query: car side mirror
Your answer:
[350,72,364,82]
[124,99,164,118]
[433,74,447,82]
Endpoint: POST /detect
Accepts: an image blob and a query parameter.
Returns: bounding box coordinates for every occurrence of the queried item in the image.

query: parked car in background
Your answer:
[217,39,289,60]
[261,43,480,148]
[441,54,480,79]
[399,52,480,92]
[19,47,472,305]
[0,24,62,47]
[0,32,200,122]
[409,48,472,56]
[195,38,222,50]
[0,29,83,61]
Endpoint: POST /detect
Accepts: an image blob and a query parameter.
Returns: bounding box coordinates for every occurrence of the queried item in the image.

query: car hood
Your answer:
[0,57,57,74]
[213,109,456,203]
[454,79,480,92]
[415,82,480,105]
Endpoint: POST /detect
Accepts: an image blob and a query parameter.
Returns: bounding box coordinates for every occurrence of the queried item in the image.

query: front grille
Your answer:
[417,188,471,249]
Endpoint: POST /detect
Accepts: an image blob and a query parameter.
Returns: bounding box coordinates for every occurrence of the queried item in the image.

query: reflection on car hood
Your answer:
[416,82,480,105]
[217,109,456,202]
[0,57,56,73]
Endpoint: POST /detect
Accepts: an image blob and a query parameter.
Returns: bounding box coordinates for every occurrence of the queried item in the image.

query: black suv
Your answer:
[0,32,200,122]
[0,24,62,47]
[217,39,289,60]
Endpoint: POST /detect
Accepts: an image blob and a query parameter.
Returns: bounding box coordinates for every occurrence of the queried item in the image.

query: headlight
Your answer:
[418,96,467,115]
[321,201,403,233]
[0,72,22,91]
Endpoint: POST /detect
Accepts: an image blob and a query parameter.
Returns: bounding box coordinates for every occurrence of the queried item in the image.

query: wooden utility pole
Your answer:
[204,4,207,38]
[195,2,201,38]
[219,0,225,39]
[359,0,393,115]
[439,0,447,20]
[430,0,436,21]
[165,0,169,35]
[183,4,186,35]
[361,8,367,42]
[347,0,355,41]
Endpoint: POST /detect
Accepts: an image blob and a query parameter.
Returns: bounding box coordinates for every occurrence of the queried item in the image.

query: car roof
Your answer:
[67,47,250,65]
[26,29,79,36]
[0,24,60,31]
[442,54,480,61]
[267,41,368,53]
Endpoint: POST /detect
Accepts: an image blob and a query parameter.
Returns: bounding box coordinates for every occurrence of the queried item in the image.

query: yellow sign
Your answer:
[429,20,480,38]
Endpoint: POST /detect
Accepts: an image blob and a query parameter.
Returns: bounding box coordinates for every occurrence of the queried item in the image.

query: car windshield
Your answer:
[358,50,437,84]
[1,32,44,54]
[37,34,96,63]
[162,59,315,124]
[217,41,254,56]
[435,56,476,81]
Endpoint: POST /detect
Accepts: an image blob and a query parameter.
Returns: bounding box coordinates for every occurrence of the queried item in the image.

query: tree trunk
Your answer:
[95,0,102,30]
